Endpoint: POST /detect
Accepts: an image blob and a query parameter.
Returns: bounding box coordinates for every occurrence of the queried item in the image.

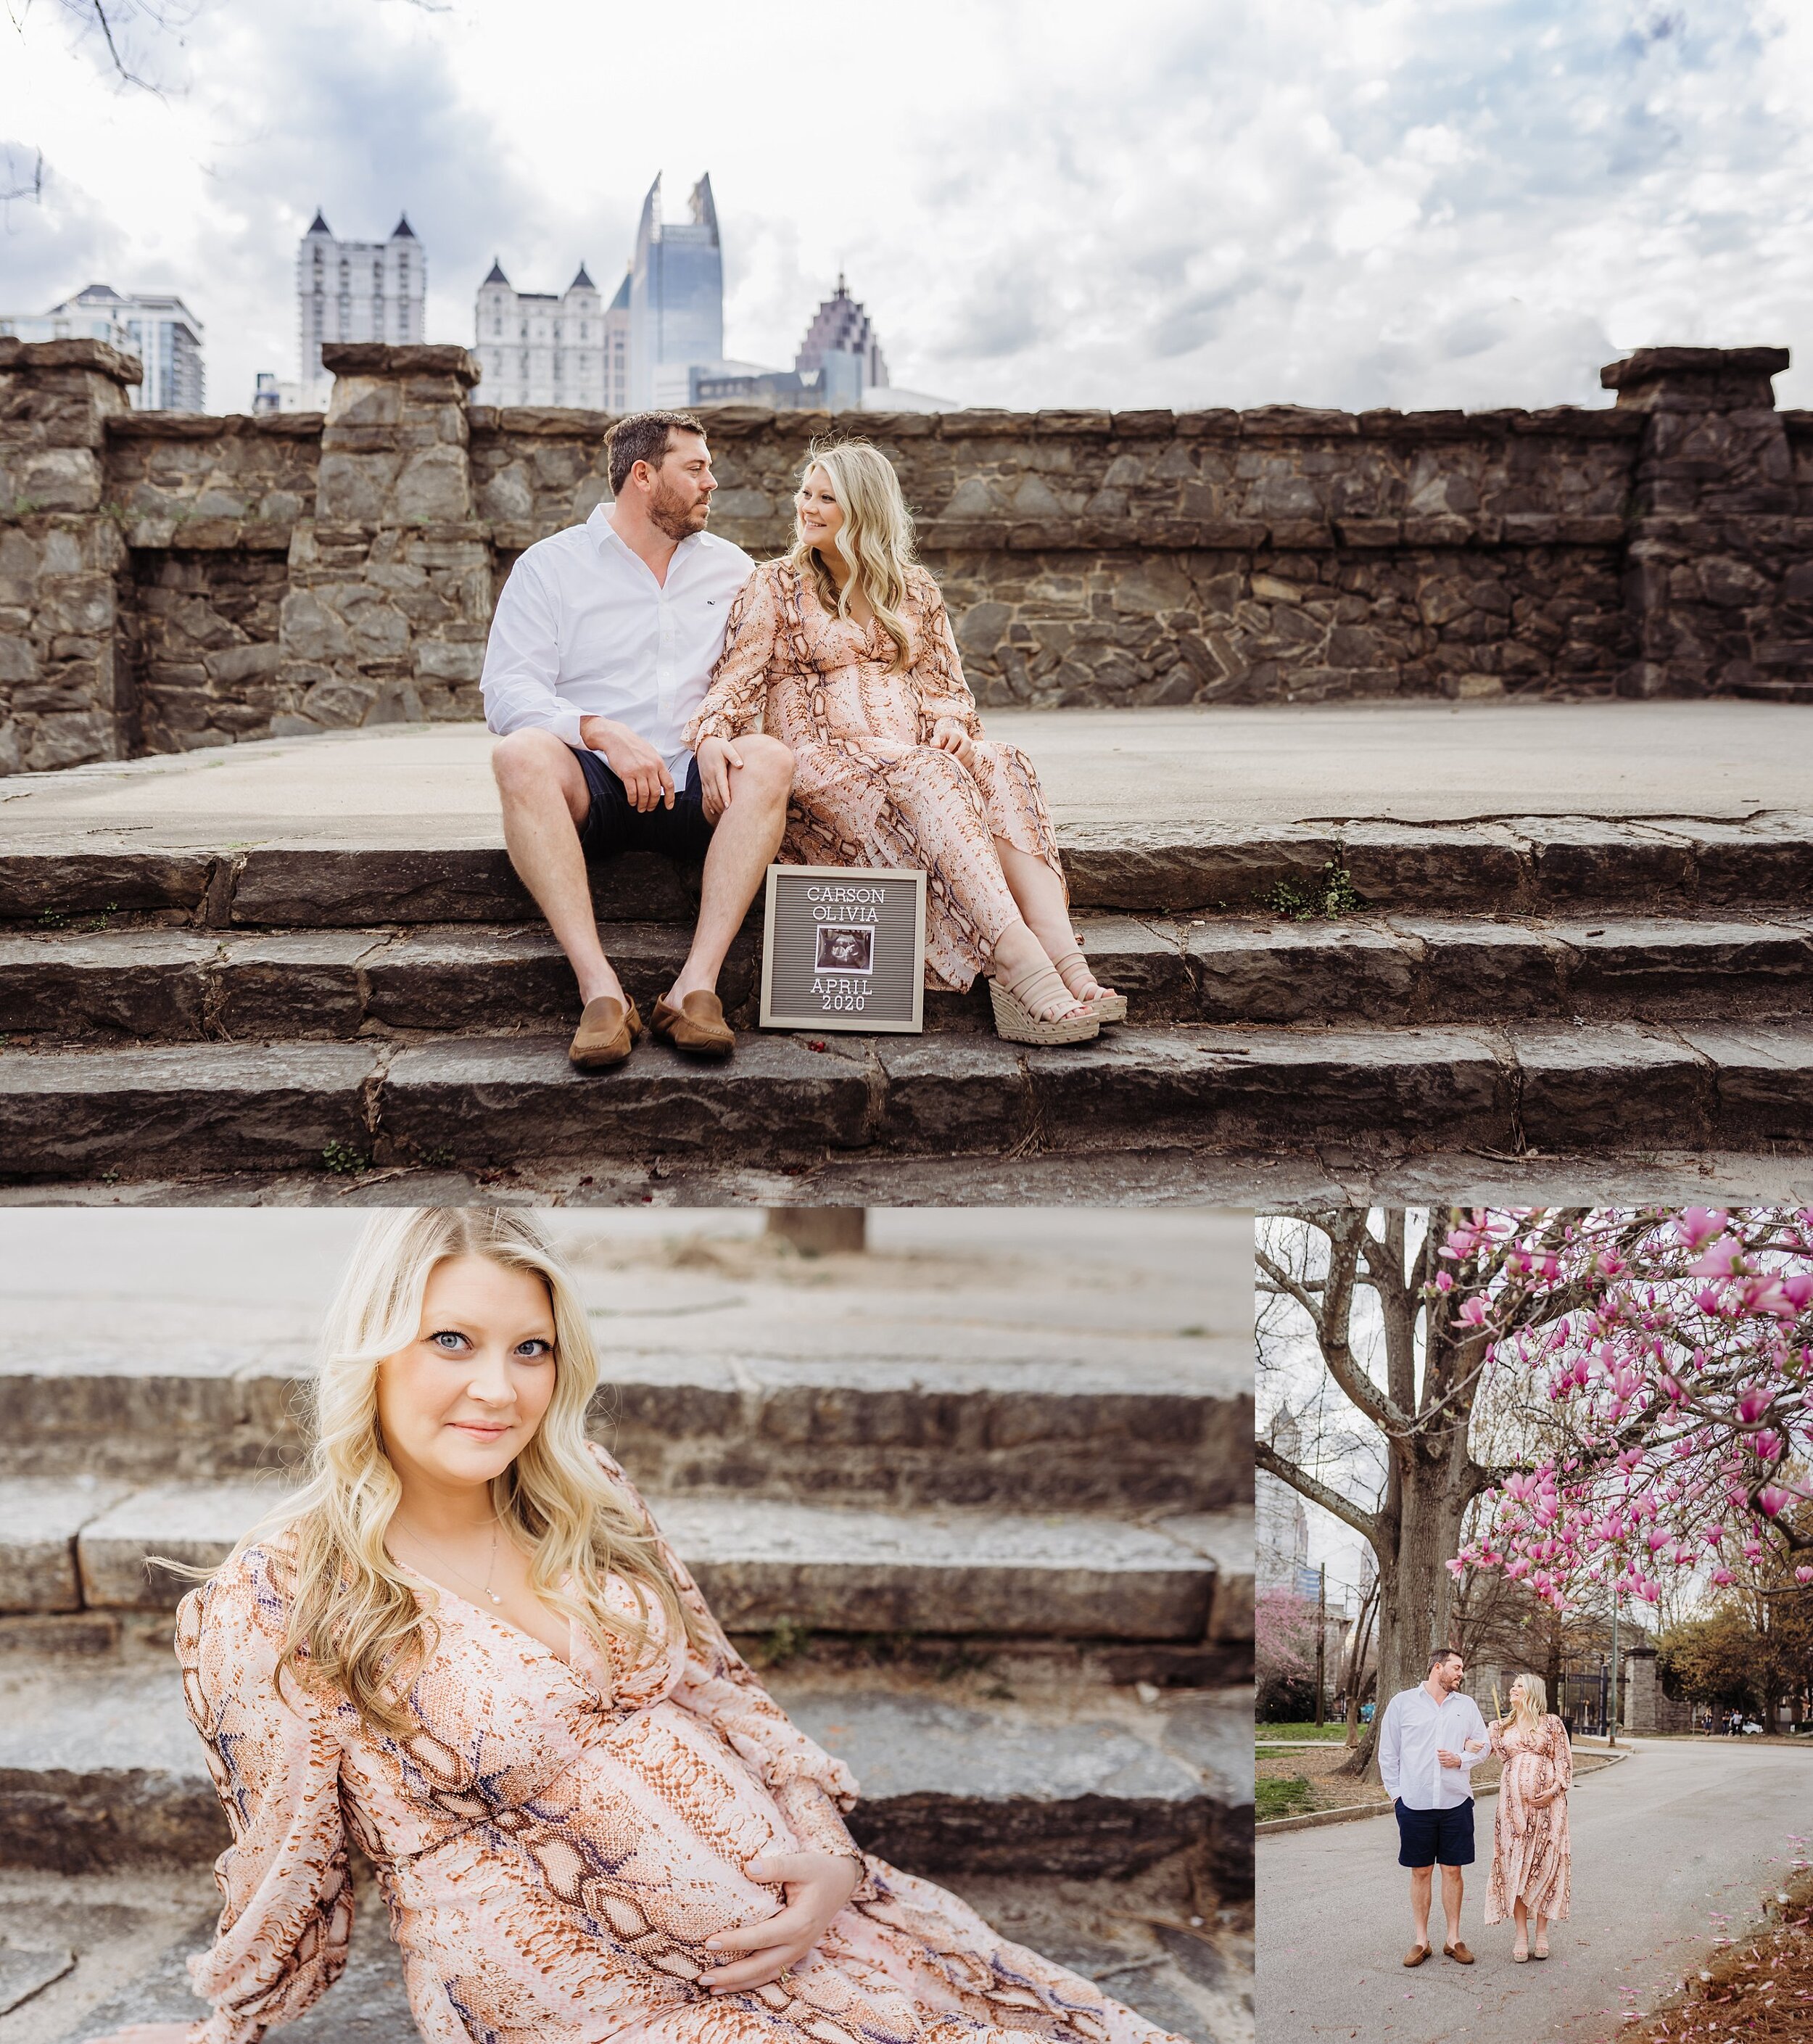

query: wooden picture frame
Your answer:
[758,863,928,1034]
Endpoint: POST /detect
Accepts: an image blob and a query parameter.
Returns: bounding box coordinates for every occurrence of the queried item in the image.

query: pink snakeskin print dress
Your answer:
[1483,1713,1572,1925]
[174,1446,1188,2044]
[685,562,1067,994]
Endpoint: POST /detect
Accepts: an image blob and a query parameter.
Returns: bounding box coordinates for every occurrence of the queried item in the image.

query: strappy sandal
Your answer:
[988,961,1099,1045]
[1051,945,1128,1023]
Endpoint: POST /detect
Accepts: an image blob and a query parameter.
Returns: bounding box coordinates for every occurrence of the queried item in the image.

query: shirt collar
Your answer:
[590,503,703,568]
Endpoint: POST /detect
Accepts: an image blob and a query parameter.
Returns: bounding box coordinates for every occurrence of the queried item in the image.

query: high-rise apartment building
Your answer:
[473,260,629,410]
[627,173,724,408]
[5,284,205,410]
[296,211,424,406]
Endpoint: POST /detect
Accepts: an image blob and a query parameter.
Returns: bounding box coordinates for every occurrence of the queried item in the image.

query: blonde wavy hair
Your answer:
[788,439,917,670]
[1508,1671,1549,1734]
[228,1208,711,1734]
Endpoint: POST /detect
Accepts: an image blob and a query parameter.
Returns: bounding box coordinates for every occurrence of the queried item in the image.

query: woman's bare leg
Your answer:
[994,838,1115,1002]
[990,916,1086,1020]
[1512,1897,1529,1959]
[1533,1910,1548,1957]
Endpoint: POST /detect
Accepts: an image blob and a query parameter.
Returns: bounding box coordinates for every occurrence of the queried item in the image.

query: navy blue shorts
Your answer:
[574,749,714,862]
[1395,1797,1474,1868]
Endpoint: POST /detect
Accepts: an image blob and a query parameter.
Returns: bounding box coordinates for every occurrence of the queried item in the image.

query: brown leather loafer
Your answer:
[1443,1941,1475,1965]
[1402,1945,1432,1968]
[650,989,735,1059]
[569,995,642,1071]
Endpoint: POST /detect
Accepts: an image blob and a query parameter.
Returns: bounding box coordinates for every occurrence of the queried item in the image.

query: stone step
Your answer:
[0,1648,1252,1884]
[4,810,1811,928]
[4,911,1812,1044]
[0,1478,1253,1645]
[0,1344,1246,1516]
[1,1021,1808,1181]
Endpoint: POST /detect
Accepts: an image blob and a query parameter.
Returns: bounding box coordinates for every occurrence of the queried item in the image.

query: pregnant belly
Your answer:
[400,1701,796,1971]
[1504,1752,1554,1798]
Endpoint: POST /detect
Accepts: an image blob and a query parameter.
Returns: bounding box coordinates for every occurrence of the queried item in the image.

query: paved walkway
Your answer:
[1,703,1809,849]
[1257,1737,1813,2040]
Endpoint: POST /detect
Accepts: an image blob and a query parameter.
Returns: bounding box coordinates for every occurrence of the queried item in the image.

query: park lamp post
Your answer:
[1608,1592,1619,1749]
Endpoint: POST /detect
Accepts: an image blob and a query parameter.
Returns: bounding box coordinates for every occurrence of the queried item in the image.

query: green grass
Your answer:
[1257,1775,1316,1821]
[1266,862,1363,921]
[1256,1721,1351,1742]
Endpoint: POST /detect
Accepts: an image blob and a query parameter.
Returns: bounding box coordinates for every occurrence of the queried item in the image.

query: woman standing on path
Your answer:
[86,1208,1184,2044]
[1484,1673,1573,1962]
[685,441,1121,1045]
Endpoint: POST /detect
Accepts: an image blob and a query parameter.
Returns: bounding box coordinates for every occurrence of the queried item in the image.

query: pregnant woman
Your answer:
[685,441,1121,1045]
[1484,1673,1572,1962]
[89,1208,1183,2044]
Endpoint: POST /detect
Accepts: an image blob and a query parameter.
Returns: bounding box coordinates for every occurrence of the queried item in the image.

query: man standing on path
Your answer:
[1379,1647,1491,1969]
[482,411,795,1070]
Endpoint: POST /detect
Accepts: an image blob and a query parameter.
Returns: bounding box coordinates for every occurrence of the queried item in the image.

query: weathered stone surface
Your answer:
[1557,918,1813,1015]
[1680,1023,1813,1145]
[0,928,214,1037]
[1026,1026,1510,1148]
[213,928,380,1037]
[0,1654,1249,1880]
[0,1477,129,1613]
[0,1040,378,1175]
[1510,1023,1712,1147]
[1513,818,1698,902]
[1187,922,1416,1023]
[380,1032,874,1163]
[1390,917,1566,1016]
[874,1034,1031,1148]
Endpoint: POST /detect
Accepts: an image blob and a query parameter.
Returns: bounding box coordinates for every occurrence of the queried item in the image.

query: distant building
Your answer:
[474,259,629,410]
[1257,1405,1313,1594]
[4,284,205,410]
[293,210,424,408]
[629,173,723,408]
[795,274,888,408]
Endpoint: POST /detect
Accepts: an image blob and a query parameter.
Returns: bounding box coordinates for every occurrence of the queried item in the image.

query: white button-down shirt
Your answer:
[1378,1684,1490,1810]
[480,507,754,784]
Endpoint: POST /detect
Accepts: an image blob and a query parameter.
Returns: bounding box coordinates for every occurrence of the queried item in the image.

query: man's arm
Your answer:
[480,556,590,746]
[1377,1695,1402,1800]
[1454,1697,1490,1771]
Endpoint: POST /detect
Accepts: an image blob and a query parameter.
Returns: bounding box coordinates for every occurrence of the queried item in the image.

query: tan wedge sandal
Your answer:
[1051,946,1128,1023]
[988,960,1100,1045]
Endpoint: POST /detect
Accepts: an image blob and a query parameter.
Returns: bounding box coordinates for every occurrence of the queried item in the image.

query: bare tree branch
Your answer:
[1256,1437,1387,1554]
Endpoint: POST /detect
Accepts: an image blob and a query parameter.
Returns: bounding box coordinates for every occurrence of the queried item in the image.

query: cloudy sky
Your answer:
[4,0,1812,415]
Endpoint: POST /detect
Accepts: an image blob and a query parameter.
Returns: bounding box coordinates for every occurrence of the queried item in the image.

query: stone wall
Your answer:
[0,337,1806,773]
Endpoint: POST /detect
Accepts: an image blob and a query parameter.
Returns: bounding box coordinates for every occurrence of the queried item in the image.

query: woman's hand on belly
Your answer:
[698,1850,863,1993]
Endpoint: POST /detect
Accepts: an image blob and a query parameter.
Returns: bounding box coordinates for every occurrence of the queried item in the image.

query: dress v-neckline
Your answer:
[397,1558,577,1670]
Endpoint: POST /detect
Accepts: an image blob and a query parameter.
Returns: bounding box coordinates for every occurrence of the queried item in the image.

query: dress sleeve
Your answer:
[1549,1716,1572,1792]
[175,1547,353,2044]
[589,1446,874,1897]
[1487,1716,1506,1755]
[910,574,984,743]
[687,566,780,746]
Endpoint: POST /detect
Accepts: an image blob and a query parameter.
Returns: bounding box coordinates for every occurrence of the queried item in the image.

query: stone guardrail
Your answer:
[0,337,1807,773]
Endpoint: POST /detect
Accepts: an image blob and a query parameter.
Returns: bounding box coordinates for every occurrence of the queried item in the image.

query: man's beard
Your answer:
[648,481,709,541]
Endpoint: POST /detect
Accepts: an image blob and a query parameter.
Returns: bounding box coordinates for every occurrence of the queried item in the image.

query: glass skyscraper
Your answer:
[627,173,724,409]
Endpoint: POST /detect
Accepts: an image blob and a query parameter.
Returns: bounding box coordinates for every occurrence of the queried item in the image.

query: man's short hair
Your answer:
[1429,1647,1463,1671]
[606,411,706,497]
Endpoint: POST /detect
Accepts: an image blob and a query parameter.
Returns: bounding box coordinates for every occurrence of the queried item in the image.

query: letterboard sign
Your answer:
[759,863,927,1033]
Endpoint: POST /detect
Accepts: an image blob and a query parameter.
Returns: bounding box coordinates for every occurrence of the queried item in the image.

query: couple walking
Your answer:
[1380,1648,1572,1969]
[483,411,1119,1068]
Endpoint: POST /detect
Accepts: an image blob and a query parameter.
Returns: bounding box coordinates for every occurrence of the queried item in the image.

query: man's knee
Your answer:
[732,733,793,802]
[494,728,575,799]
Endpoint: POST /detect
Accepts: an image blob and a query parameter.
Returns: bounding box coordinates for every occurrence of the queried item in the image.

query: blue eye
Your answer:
[430,1331,468,1351]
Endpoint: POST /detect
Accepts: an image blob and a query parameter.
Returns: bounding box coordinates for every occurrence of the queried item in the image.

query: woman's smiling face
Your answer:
[375,1253,558,1490]
[796,466,846,551]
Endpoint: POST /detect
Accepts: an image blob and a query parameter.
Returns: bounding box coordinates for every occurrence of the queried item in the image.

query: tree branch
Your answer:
[1256,1438,1387,1551]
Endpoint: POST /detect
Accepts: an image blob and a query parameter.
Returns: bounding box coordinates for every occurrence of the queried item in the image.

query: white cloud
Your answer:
[4,0,1813,413]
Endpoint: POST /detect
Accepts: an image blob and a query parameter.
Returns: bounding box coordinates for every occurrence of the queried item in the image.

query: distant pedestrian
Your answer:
[1379,1648,1490,1968]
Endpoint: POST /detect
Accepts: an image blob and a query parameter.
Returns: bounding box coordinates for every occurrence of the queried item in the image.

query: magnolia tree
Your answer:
[1447,1208,1813,1615]
[1257,1207,1813,1779]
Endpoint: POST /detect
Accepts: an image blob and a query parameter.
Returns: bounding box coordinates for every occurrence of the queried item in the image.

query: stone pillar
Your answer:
[1603,344,1798,698]
[1622,1644,1661,1732]
[276,343,492,733]
[0,337,140,772]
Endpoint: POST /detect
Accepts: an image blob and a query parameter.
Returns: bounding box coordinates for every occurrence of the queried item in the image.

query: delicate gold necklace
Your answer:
[395,1515,504,1606]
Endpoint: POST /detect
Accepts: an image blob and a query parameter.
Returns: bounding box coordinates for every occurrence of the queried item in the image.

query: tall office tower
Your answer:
[297,211,425,405]
[33,284,205,410]
[795,275,888,408]
[473,260,629,410]
[627,173,724,408]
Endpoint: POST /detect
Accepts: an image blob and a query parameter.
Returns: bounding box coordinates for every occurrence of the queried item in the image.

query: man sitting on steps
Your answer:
[482,411,794,1070]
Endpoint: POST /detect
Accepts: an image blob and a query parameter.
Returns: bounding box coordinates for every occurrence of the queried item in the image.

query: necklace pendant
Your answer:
[491,1593,503,1604]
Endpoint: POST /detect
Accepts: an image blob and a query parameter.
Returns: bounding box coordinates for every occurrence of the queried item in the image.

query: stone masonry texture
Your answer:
[1,337,1809,772]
